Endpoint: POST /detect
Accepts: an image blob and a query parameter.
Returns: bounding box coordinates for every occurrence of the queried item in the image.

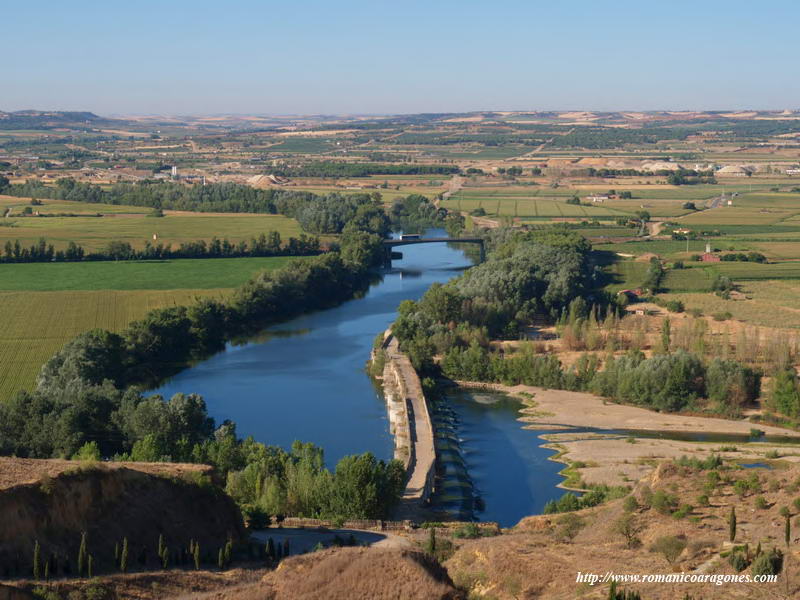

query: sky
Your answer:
[2,0,799,115]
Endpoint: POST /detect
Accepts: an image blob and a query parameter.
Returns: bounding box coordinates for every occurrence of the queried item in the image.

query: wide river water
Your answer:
[152,230,567,526]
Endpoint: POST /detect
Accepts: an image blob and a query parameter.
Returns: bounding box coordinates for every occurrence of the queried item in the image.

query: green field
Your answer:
[0,256,298,400]
[0,256,297,291]
[0,288,235,400]
[0,194,151,215]
[0,210,305,251]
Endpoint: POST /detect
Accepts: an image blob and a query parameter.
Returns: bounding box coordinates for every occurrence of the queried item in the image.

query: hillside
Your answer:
[0,458,244,577]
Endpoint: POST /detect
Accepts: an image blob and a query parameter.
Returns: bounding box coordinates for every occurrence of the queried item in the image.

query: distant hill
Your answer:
[0,110,125,130]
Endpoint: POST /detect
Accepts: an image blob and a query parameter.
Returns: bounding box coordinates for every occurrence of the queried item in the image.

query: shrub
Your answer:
[554,513,584,542]
[650,535,687,565]
[452,523,481,539]
[755,496,768,510]
[751,548,783,577]
[623,496,639,512]
[729,551,748,572]
[664,300,685,313]
[712,311,732,321]
[651,490,679,515]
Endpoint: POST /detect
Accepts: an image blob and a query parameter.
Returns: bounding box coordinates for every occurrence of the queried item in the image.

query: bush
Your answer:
[664,300,685,313]
[452,523,482,539]
[623,496,639,512]
[712,311,733,321]
[755,496,769,510]
[650,535,687,564]
[651,490,679,515]
[751,548,783,577]
[729,551,748,572]
[554,513,584,542]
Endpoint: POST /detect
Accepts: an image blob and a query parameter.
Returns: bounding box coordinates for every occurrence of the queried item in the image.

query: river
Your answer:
[151,229,568,527]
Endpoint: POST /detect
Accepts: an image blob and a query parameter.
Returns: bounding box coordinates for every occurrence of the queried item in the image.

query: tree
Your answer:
[425,528,436,556]
[729,506,737,542]
[555,513,584,543]
[33,540,41,580]
[120,537,129,573]
[217,547,225,570]
[193,542,201,570]
[650,536,687,565]
[613,513,644,548]
[88,554,94,578]
[78,531,87,577]
[661,319,671,354]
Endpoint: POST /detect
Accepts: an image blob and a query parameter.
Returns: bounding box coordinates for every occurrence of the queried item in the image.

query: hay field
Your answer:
[0,288,233,400]
[660,280,800,330]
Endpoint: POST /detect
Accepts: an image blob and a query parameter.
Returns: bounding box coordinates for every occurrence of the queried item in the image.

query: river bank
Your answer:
[458,382,800,490]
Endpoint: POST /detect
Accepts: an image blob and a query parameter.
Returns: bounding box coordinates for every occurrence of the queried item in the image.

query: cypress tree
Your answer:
[661,319,671,353]
[217,548,224,570]
[120,538,129,573]
[78,531,87,577]
[33,540,41,581]
[158,534,165,560]
[193,543,200,570]
[729,507,737,542]
[786,513,791,548]
[161,547,169,569]
[224,540,232,568]
[88,554,93,578]
[114,542,120,568]
[44,557,50,582]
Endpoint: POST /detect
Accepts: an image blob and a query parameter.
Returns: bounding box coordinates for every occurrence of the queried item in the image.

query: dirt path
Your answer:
[437,175,463,208]
[383,336,436,519]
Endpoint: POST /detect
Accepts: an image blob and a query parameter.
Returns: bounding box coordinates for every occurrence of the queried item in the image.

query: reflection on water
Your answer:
[430,389,567,527]
[150,229,473,467]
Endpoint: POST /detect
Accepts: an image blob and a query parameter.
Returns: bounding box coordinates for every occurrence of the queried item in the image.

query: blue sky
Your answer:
[3,0,799,115]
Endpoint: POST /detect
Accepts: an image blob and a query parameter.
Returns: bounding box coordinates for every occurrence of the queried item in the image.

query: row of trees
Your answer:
[1,179,391,237]
[0,233,387,456]
[270,162,459,178]
[0,232,320,263]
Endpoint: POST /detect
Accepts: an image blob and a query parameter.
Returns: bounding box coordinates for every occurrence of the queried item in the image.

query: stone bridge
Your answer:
[382,237,485,263]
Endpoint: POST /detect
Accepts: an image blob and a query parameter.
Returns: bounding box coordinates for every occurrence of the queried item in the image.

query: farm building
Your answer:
[700,253,721,262]
[586,194,609,203]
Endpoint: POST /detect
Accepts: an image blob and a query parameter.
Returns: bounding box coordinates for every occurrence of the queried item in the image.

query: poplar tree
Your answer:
[217,548,224,570]
[120,538,129,573]
[33,540,41,580]
[193,543,200,570]
[729,507,737,542]
[78,531,87,577]
[158,534,165,560]
[88,555,93,578]
[661,319,671,353]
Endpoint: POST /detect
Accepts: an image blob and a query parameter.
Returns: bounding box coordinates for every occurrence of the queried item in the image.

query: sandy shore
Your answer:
[458,382,800,488]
